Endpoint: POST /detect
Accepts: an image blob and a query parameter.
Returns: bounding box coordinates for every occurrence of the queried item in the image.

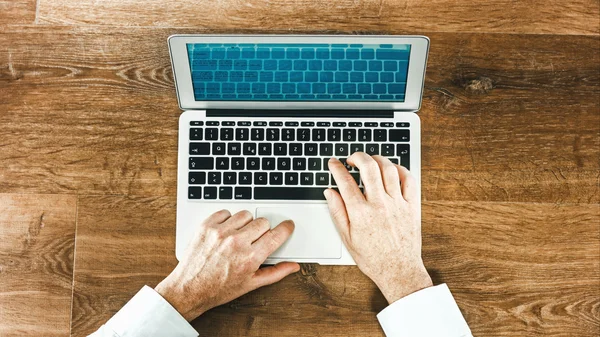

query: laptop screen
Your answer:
[186,43,411,102]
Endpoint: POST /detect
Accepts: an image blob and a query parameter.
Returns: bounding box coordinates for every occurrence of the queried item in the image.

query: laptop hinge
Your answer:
[206,109,395,118]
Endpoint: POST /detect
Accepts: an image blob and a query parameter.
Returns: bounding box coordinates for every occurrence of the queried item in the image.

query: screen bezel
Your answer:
[168,34,429,111]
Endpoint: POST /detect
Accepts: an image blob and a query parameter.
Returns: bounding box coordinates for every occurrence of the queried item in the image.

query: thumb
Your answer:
[323,188,351,243]
[252,262,300,288]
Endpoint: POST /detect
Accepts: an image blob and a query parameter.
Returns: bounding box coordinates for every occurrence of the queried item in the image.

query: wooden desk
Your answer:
[1,1,598,336]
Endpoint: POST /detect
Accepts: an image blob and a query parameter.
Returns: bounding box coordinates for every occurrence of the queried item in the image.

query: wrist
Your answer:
[155,278,206,321]
[375,263,433,304]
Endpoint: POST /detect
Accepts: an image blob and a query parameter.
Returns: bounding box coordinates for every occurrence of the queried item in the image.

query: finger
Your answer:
[372,155,402,198]
[222,210,254,230]
[252,262,300,288]
[238,217,271,243]
[346,152,385,198]
[323,188,351,244]
[253,220,295,260]
[202,209,232,226]
[328,158,365,205]
[395,165,418,202]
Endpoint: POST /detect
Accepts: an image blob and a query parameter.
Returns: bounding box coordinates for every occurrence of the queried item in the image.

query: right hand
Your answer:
[324,153,433,304]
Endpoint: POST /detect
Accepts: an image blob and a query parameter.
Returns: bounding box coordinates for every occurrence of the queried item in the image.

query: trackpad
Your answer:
[256,207,342,259]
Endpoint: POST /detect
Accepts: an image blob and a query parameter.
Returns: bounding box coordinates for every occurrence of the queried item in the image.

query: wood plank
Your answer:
[0,0,36,25]
[70,196,599,336]
[0,26,598,203]
[36,0,599,35]
[0,193,77,336]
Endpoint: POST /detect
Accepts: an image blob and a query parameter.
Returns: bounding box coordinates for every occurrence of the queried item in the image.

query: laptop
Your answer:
[168,35,429,265]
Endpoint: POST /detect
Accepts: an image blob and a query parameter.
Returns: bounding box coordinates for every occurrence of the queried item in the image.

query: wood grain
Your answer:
[0,26,598,203]
[35,0,600,35]
[0,193,77,337]
[0,0,36,25]
[69,196,599,336]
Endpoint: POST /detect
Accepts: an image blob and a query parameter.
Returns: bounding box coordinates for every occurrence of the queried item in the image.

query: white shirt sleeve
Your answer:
[88,285,198,337]
[377,284,472,337]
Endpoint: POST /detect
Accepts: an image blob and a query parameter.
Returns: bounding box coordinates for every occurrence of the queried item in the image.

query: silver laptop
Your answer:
[169,35,429,265]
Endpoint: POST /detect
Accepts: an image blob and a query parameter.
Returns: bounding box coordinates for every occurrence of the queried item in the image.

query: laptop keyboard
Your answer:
[187,120,410,201]
[188,43,410,101]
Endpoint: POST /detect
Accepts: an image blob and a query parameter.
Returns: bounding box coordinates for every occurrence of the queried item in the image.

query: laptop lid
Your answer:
[168,35,429,112]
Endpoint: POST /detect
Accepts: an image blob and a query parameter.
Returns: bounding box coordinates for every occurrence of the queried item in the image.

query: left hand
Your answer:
[155,210,300,321]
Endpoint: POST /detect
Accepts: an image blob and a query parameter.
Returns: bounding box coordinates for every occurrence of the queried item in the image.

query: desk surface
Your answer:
[0,1,599,336]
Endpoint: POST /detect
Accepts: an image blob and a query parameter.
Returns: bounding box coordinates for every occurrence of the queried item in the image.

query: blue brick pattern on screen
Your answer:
[187,43,410,101]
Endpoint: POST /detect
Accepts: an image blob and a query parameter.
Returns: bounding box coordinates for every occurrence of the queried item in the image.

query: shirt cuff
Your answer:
[103,285,198,337]
[377,284,471,337]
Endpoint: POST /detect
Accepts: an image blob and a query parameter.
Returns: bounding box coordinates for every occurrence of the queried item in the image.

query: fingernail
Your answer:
[323,189,330,199]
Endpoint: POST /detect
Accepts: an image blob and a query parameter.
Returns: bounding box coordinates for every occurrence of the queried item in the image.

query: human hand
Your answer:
[155,210,300,321]
[324,154,432,304]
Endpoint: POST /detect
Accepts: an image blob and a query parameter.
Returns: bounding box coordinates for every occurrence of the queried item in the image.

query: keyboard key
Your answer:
[333,122,346,127]
[251,128,265,140]
[282,128,295,141]
[382,144,395,156]
[358,129,372,141]
[190,157,213,170]
[315,173,329,185]
[285,121,299,127]
[349,122,362,127]
[208,172,221,184]
[390,158,399,164]
[297,128,311,141]
[231,157,244,170]
[247,157,260,170]
[350,143,364,154]
[258,143,272,155]
[301,122,315,127]
[188,186,202,199]
[234,187,252,200]
[374,129,387,141]
[228,142,241,155]
[312,128,326,141]
[335,143,349,156]
[205,128,218,140]
[219,187,233,199]
[269,121,283,126]
[222,121,235,126]
[350,173,360,185]
[323,158,330,171]
[239,172,252,185]
[216,157,229,169]
[304,143,318,156]
[236,128,249,140]
[320,143,333,156]
[343,129,356,141]
[274,143,287,156]
[278,158,291,170]
[396,122,410,128]
[381,122,394,127]
[262,157,276,170]
[189,143,210,155]
[238,121,251,126]
[212,143,226,155]
[339,158,352,171]
[243,143,257,155]
[270,172,283,185]
[254,172,268,185]
[285,172,299,185]
[308,158,321,171]
[317,122,331,127]
[189,172,206,185]
[220,128,234,140]
[389,130,410,142]
[328,129,341,141]
[190,128,203,140]
[267,128,280,141]
[254,187,327,200]
[289,143,302,155]
[223,172,237,185]
[293,158,306,170]
[366,144,379,155]
[206,121,219,126]
[202,187,217,199]
[190,121,204,126]
[300,173,314,185]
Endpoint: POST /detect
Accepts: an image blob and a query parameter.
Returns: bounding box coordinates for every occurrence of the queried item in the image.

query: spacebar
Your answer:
[254,187,327,200]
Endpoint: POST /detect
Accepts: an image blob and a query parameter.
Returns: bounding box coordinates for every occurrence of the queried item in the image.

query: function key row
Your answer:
[191,121,409,127]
